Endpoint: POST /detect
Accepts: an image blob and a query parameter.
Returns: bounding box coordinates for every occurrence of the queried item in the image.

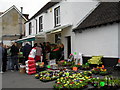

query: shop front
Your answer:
[16,34,45,46]
[45,24,72,59]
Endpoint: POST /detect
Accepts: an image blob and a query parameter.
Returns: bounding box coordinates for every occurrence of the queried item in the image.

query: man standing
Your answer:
[10,42,19,71]
[0,42,4,73]
[2,45,7,72]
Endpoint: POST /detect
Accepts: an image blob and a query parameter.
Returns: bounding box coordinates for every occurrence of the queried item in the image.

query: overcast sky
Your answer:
[0,0,96,18]
[0,0,118,19]
[0,0,50,18]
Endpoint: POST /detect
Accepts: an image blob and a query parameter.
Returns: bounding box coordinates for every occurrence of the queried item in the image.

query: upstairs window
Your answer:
[54,6,60,27]
[39,16,43,32]
[29,22,32,35]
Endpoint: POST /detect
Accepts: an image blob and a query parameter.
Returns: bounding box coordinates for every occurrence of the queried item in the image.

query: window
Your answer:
[29,22,32,35]
[54,6,60,27]
[39,16,43,32]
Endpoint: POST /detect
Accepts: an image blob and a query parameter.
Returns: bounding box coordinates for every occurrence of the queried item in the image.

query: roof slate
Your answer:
[73,2,120,32]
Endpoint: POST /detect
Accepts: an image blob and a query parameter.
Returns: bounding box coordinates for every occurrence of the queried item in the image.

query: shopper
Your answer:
[35,44,42,62]
[42,42,47,64]
[58,43,64,60]
[7,46,12,70]
[2,45,7,72]
[28,43,37,61]
[0,42,4,73]
[33,43,37,48]
[45,42,51,60]
[22,42,32,64]
[10,42,19,71]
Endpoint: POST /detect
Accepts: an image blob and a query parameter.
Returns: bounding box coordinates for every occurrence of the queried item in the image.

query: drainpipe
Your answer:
[19,7,23,39]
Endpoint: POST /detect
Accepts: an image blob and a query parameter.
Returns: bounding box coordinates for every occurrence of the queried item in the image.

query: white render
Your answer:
[118,23,120,57]
[25,1,98,36]
[25,1,119,58]
[73,23,119,58]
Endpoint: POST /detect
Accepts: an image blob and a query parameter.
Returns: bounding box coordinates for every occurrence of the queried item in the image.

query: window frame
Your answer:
[29,22,32,35]
[39,16,43,32]
[54,6,61,27]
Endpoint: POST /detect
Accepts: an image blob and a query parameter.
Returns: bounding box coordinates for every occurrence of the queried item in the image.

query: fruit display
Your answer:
[53,71,92,89]
[88,56,103,65]
[91,66,110,75]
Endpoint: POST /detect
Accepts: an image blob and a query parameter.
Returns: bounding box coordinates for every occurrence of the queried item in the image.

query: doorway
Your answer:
[66,36,71,58]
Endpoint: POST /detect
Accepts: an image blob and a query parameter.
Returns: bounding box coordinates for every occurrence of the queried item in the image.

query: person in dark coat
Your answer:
[22,42,32,64]
[10,42,19,71]
[2,45,7,72]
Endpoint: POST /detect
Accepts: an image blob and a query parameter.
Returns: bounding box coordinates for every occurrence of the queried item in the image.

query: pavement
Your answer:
[2,70,55,89]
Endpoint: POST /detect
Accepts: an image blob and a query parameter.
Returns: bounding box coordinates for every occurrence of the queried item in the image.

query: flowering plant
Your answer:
[53,71,93,89]
[91,66,109,75]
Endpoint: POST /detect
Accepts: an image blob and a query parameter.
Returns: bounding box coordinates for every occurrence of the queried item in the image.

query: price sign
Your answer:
[49,59,56,65]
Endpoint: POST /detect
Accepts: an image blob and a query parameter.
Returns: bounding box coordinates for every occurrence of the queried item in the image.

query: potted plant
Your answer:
[91,68,99,75]
[81,63,90,70]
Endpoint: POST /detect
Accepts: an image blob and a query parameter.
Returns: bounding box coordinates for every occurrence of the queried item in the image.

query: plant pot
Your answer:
[72,67,78,71]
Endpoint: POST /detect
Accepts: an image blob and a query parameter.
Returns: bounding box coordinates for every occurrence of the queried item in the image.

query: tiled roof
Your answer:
[73,2,120,32]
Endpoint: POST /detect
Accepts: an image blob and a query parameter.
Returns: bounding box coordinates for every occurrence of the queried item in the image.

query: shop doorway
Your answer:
[66,36,71,58]
[55,33,61,43]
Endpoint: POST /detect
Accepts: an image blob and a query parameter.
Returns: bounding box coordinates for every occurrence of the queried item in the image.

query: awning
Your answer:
[16,36,35,43]
[46,24,72,34]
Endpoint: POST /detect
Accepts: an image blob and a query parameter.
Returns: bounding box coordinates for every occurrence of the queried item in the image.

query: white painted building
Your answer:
[73,2,119,59]
[24,1,119,61]
[25,0,98,58]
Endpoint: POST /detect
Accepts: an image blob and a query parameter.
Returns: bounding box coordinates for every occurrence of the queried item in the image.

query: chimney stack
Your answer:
[20,7,23,14]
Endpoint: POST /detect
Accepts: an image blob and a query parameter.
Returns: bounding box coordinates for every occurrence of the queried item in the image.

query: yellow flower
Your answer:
[64,84,67,86]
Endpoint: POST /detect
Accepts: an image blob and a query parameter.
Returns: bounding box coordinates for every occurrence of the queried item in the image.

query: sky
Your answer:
[0,0,93,18]
[0,0,96,18]
[0,0,51,18]
[0,0,119,19]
